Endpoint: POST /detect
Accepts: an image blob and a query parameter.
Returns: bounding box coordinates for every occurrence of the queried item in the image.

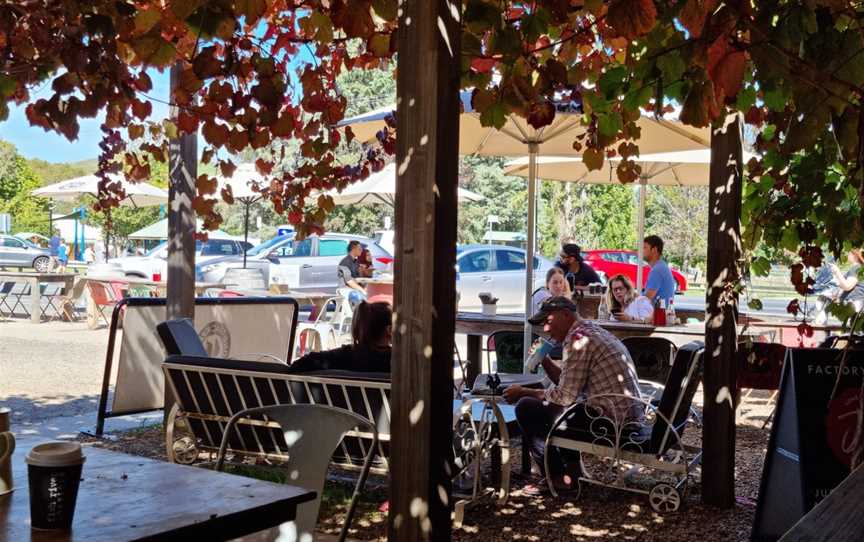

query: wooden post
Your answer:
[702,113,743,507]
[166,62,197,321]
[389,0,460,539]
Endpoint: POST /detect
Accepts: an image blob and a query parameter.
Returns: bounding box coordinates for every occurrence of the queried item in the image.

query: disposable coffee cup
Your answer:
[25,442,86,531]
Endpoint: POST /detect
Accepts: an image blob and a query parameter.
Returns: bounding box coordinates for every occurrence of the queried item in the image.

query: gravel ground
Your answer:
[0,319,110,424]
[80,392,775,541]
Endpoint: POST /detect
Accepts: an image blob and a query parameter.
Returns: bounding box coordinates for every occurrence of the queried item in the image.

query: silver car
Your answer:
[0,235,51,272]
[197,233,393,292]
[456,244,554,313]
[111,239,252,278]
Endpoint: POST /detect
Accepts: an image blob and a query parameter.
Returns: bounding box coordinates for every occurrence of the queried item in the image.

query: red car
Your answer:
[583,249,688,293]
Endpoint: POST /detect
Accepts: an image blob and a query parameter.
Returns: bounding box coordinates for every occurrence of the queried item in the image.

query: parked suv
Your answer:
[582,249,688,293]
[111,238,252,279]
[196,233,392,292]
[0,235,51,272]
[456,244,554,312]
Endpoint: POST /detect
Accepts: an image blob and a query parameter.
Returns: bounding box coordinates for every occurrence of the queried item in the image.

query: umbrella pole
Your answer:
[636,177,647,291]
[243,201,250,269]
[524,142,539,358]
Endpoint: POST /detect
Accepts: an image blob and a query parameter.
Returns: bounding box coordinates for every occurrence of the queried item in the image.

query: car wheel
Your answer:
[33,256,50,273]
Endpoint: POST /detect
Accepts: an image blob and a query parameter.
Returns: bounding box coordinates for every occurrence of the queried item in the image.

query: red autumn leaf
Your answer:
[131,99,152,120]
[707,37,747,100]
[202,121,230,147]
[221,185,235,205]
[256,158,274,175]
[196,174,218,196]
[219,160,237,178]
[229,129,249,151]
[177,110,198,133]
[527,100,555,129]
[679,0,718,39]
[470,57,498,74]
[680,79,719,128]
[797,322,814,338]
[607,0,657,40]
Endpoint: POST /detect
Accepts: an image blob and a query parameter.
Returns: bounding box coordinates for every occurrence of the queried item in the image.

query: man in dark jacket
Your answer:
[557,243,601,290]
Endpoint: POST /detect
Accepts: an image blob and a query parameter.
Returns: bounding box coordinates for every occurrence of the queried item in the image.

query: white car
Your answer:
[456,244,554,313]
[111,239,251,279]
[196,233,393,292]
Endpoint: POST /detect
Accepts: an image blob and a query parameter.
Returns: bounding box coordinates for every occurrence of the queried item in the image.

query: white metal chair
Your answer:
[215,404,378,542]
[294,294,354,358]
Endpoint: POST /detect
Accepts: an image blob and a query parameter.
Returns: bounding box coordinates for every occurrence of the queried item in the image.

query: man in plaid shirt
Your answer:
[503,296,642,495]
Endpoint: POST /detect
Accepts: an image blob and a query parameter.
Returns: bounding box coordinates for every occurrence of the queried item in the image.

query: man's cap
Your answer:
[528,295,579,325]
[561,243,582,261]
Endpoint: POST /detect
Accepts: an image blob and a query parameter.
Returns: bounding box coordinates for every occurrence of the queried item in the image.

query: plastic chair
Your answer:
[86,281,118,329]
[215,404,377,542]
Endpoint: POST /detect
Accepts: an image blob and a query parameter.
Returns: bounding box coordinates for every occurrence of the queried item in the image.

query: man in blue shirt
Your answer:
[643,235,676,304]
[49,230,61,272]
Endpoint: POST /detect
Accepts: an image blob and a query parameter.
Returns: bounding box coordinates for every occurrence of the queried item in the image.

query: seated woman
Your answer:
[357,247,375,278]
[531,267,572,315]
[831,249,864,309]
[605,274,653,323]
[289,301,392,373]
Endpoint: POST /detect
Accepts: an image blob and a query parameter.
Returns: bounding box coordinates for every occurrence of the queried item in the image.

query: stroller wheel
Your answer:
[648,483,681,513]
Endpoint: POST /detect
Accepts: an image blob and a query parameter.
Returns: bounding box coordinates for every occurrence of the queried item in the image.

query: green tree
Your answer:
[458,156,526,245]
[645,186,709,273]
[0,141,50,234]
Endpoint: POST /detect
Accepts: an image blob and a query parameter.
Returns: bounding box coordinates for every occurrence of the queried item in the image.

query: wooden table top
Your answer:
[355,276,394,285]
[0,441,315,541]
[0,272,77,281]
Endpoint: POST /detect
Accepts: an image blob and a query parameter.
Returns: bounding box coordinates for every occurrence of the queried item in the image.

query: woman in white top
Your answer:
[531,267,572,315]
[605,274,653,323]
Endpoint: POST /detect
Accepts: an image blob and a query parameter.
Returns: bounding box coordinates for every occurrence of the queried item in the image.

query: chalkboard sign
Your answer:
[752,348,864,541]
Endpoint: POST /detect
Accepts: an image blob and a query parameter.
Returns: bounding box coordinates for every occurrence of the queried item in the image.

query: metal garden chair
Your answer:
[215,404,378,542]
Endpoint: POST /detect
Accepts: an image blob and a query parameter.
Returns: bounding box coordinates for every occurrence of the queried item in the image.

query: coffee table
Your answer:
[0,440,315,541]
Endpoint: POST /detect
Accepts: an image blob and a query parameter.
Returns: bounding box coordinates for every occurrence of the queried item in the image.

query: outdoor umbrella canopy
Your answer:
[324,163,484,206]
[340,90,711,353]
[504,149,755,289]
[215,163,267,267]
[31,174,168,207]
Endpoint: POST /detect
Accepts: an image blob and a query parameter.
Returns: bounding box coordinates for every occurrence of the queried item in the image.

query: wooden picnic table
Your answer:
[0,272,77,324]
[0,438,315,541]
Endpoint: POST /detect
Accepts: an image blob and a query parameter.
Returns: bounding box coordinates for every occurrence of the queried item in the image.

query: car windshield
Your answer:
[246,235,291,256]
[146,242,167,257]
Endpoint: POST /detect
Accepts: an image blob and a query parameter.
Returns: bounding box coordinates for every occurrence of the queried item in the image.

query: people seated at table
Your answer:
[604,274,653,324]
[557,243,601,291]
[289,301,392,373]
[830,249,864,309]
[531,267,572,315]
[357,246,375,278]
[337,240,367,306]
[643,235,676,304]
[503,296,641,495]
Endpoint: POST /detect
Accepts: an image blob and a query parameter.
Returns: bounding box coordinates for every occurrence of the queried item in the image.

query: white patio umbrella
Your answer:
[324,163,484,206]
[215,163,267,268]
[32,174,168,207]
[340,90,711,352]
[504,149,754,289]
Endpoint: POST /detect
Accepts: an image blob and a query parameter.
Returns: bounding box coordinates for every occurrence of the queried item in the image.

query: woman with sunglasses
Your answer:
[604,274,653,324]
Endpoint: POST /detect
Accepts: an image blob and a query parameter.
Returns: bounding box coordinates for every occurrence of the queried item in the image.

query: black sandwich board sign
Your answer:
[752,348,864,541]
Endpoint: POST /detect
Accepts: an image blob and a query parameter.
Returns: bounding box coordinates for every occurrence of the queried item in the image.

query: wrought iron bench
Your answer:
[162,355,392,474]
[543,341,705,512]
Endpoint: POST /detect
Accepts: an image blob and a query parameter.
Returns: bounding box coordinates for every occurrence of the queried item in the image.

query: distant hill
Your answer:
[26,157,97,185]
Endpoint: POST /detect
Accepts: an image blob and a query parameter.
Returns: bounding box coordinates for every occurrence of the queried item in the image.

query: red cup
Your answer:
[152,272,162,282]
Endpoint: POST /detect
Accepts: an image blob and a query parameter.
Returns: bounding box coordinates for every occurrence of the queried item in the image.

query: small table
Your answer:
[0,272,77,324]
[267,286,335,317]
[0,440,316,541]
